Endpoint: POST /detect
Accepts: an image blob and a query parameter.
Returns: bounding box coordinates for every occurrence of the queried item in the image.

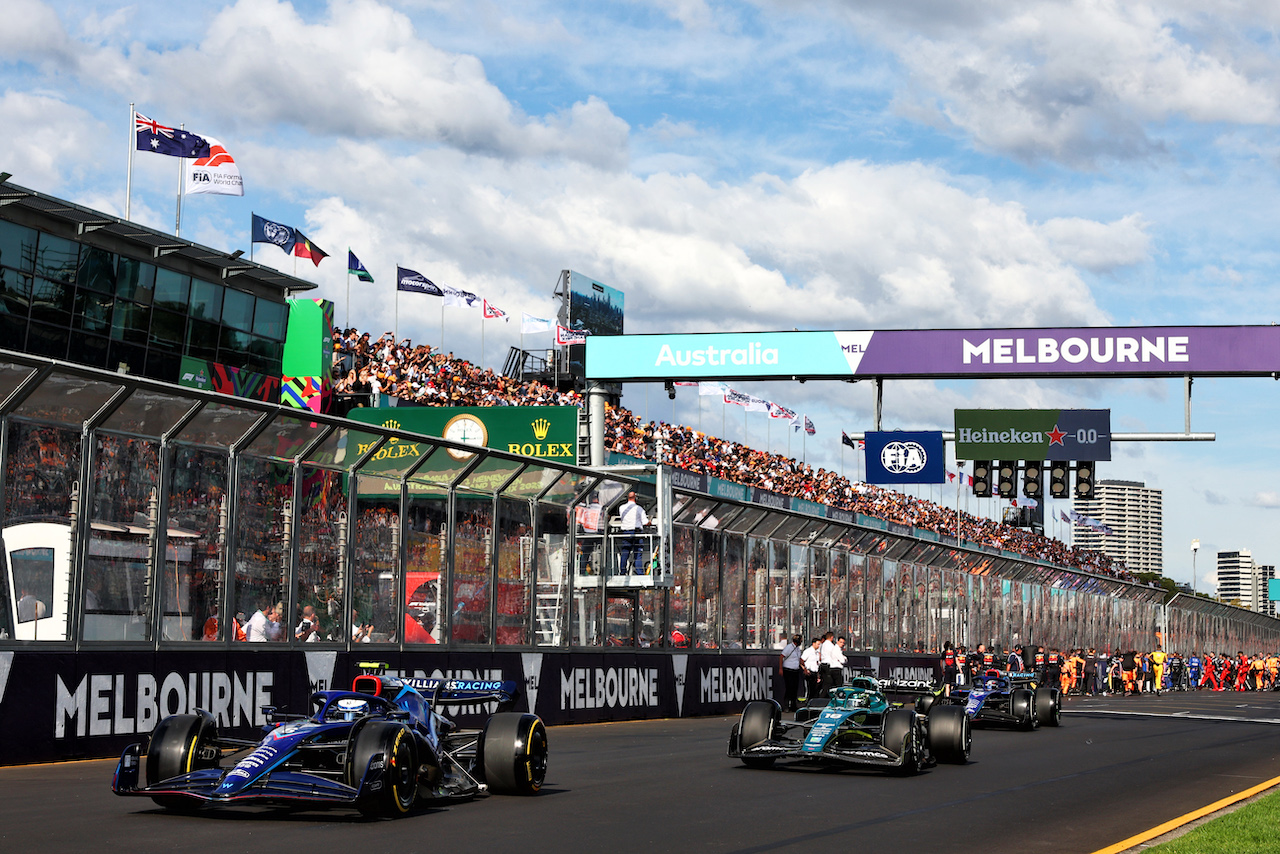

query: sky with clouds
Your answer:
[7,0,1280,594]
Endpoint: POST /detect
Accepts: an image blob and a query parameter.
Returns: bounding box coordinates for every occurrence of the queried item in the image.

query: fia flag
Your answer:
[863,430,945,484]
[251,214,296,255]
[185,137,243,195]
[397,266,443,295]
[522,313,553,333]
[483,300,508,321]
[556,325,588,345]
[135,112,210,158]
[348,251,374,283]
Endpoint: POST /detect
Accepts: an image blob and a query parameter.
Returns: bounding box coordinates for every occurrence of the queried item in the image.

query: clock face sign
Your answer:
[443,414,488,459]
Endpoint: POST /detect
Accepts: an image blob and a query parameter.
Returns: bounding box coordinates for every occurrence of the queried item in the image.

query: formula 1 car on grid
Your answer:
[112,662,547,817]
[931,670,1061,730]
[728,676,970,774]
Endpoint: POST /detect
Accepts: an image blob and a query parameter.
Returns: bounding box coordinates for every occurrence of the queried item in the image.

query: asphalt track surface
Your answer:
[4,692,1280,854]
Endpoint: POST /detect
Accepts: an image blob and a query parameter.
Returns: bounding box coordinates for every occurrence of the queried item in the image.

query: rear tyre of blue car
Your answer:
[146,711,218,812]
[481,712,548,795]
[348,721,418,818]
[738,701,779,768]
[927,705,970,764]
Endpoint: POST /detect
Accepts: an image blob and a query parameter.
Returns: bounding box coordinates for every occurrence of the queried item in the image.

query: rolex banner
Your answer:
[346,406,578,482]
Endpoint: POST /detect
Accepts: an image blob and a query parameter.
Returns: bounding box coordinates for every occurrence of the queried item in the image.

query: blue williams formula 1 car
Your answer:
[727,677,970,775]
[112,663,547,817]
[934,670,1061,730]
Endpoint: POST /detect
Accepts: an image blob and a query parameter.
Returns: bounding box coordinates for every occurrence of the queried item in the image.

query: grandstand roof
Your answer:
[0,179,316,300]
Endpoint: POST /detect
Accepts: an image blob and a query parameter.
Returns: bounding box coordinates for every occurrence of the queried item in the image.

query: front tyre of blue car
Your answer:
[348,721,418,818]
[481,712,549,795]
[146,711,218,812]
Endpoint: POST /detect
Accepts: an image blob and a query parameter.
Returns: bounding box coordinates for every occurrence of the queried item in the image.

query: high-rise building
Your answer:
[1072,479,1163,575]
[1216,551,1276,616]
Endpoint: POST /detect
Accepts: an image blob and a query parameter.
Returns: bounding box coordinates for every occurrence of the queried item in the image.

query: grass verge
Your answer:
[1143,788,1280,853]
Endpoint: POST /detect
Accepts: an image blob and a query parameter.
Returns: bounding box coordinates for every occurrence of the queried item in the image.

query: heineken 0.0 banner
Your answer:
[954,409,1111,461]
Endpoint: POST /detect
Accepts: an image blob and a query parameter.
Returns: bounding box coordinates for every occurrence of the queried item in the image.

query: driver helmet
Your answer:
[335,697,368,721]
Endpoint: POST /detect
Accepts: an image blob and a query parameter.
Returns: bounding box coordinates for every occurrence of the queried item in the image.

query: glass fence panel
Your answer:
[295,466,348,644]
[495,497,532,645]
[722,533,744,650]
[453,491,494,645]
[231,455,293,643]
[162,444,227,641]
[404,491,446,645]
[534,501,569,647]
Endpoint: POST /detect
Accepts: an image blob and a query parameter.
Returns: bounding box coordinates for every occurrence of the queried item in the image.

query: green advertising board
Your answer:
[347,406,577,463]
[954,409,1111,461]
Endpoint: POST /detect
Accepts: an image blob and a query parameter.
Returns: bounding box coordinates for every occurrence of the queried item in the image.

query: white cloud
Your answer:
[819,0,1280,165]
[0,92,108,192]
[1252,491,1280,508]
[1040,214,1151,273]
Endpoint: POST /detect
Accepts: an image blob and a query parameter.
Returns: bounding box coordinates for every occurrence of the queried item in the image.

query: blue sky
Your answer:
[6,0,1280,593]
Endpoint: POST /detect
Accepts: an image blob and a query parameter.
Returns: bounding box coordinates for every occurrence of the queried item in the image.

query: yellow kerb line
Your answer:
[1090,772,1280,854]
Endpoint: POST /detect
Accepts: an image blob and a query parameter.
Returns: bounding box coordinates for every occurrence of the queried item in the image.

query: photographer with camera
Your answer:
[295,605,322,643]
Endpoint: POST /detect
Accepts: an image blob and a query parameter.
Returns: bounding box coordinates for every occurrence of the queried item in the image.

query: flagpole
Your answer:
[174,123,185,237]
[125,103,135,221]
[440,302,444,354]
[481,315,485,369]
[394,285,399,343]
[346,252,351,329]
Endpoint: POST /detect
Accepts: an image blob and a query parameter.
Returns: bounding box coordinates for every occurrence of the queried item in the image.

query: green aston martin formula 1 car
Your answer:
[727,676,970,775]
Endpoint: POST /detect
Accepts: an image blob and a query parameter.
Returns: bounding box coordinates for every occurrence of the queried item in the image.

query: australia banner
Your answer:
[863,430,946,485]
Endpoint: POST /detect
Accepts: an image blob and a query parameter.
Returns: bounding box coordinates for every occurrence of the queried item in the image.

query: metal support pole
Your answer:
[1184,375,1193,434]
[587,380,607,467]
[873,378,883,431]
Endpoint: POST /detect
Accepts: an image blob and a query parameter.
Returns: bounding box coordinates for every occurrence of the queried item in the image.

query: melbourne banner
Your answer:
[954,409,1111,461]
[863,431,946,484]
[586,326,1280,381]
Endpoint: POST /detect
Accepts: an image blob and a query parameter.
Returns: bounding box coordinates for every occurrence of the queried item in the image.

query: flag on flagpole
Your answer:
[842,431,860,450]
[348,251,374,283]
[293,232,328,267]
[135,113,210,158]
[673,381,698,387]
[768,402,798,420]
[793,415,816,435]
[483,300,508,320]
[521,313,553,333]
[556,325,588,345]
[442,285,479,307]
[185,137,243,195]
[251,214,297,255]
[397,266,443,295]
[699,381,730,397]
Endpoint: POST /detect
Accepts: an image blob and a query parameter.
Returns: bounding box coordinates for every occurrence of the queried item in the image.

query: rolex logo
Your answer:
[384,419,401,430]
[531,418,551,440]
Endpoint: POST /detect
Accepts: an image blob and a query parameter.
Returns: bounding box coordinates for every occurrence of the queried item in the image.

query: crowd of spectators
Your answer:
[331,329,582,410]
[330,326,1135,583]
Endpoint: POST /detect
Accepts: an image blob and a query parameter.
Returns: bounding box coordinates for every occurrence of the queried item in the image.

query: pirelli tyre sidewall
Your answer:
[883,709,922,775]
[927,704,970,764]
[145,710,218,811]
[1011,689,1037,730]
[348,720,418,817]
[738,700,780,768]
[1035,687,1062,727]
[481,712,549,795]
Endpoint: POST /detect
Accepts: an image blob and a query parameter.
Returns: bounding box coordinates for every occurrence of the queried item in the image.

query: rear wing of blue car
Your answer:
[406,678,522,708]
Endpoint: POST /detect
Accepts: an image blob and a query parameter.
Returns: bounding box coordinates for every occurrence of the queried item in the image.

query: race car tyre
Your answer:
[1034,687,1062,727]
[146,710,218,811]
[915,693,936,715]
[739,701,780,768]
[1011,689,1036,731]
[481,712,549,795]
[883,709,922,775]
[347,720,418,817]
[927,705,970,764]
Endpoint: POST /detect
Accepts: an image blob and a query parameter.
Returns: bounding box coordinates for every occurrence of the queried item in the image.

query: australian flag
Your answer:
[135,113,210,158]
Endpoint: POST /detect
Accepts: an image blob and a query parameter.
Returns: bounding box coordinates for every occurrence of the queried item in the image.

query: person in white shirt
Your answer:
[779,633,803,711]
[245,604,276,642]
[818,632,843,696]
[617,492,651,575]
[799,637,822,702]
[295,605,321,642]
